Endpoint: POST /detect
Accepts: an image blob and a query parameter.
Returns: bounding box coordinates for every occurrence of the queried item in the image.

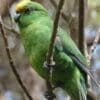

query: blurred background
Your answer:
[0,0,100,100]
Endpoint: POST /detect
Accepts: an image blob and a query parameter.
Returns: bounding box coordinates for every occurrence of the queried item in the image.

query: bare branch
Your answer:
[78,0,85,54]
[91,29,100,53]
[2,23,19,37]
[44,0,65,99]
[85,28,100,63]
[0,16,33,100]
[89,28,100,61]
[84,41,90,63]
[46,0,65,65]
[49,0,69,22]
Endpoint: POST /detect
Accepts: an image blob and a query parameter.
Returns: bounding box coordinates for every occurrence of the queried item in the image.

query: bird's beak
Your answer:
[14,14,21,22]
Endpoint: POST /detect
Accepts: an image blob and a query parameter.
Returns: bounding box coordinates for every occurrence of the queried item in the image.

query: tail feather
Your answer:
[71,84,87,100]
[70,55,100,87]
[78,76,87,100]
[78,86,87,100]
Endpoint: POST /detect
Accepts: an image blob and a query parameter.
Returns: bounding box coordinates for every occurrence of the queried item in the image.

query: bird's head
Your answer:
[15,0,47,27]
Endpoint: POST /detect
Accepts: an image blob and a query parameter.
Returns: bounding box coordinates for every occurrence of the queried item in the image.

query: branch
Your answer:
[49,0,69,22]
[78,0,85,54]
[46,0,65,65]
[0,16,33,100]
[84,28,100,64]
[84,28,100,100]
[2,23,19,37]
[49,0,57,8]
[44,0,65,99]
[89,28,100,61]
[84,41,90,63]
[78,1,98,99]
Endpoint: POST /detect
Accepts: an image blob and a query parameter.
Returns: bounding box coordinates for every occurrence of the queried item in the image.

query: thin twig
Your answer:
[6,0,19,37]
[3,23,19,37]
[49,0,68,22]
[49,0,57,8]
[6,0,13,26]
[44,0,65,100]
[84,41,90,63]
[0,16,33,100]
[89,28,100,61]
[1,0,19,37]
[84,29,100,99]
[78,0,85,54]
[84,28,100,63]
[78,0,98,99]
[46,0,65,64]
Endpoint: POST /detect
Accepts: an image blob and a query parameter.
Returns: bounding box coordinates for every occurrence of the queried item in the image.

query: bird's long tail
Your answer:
[79,88,87,100]
[78,77,87,100]
[70,55,100,88]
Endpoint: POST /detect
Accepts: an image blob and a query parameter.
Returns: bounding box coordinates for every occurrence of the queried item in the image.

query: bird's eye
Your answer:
[25,7,33,14]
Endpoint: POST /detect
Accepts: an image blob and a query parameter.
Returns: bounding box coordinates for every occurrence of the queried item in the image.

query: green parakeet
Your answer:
[15,1,94,100]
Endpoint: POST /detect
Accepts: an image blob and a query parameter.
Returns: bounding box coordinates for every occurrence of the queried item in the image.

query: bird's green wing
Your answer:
[55,28,99,87]
[58,28,88,67]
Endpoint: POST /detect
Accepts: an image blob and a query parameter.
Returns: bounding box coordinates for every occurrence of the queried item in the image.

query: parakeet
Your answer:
[15,1,91,100]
